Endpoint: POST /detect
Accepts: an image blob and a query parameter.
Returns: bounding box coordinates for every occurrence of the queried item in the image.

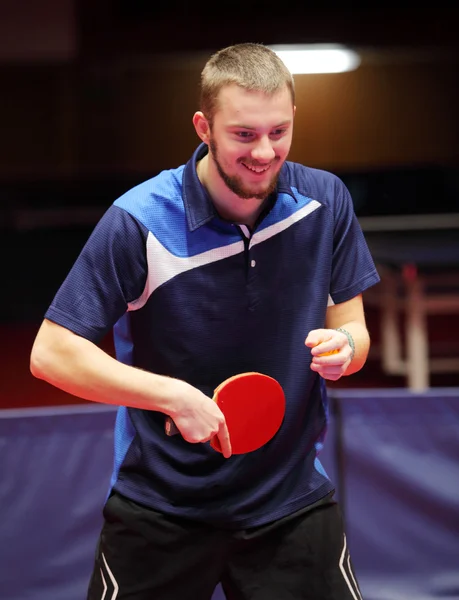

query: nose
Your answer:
[251,136,275,163]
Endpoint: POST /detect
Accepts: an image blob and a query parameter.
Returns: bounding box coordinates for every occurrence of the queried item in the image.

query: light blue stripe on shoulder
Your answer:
[129,231,245,310]
[258,189,318,229]
[114,167,240,257]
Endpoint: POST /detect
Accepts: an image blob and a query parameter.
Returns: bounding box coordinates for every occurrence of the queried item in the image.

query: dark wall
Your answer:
[1,57,459,180]
[1,1,458,180]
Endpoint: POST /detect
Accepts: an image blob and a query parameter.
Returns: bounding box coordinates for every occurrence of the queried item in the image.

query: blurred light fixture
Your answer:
[269,44,361,74]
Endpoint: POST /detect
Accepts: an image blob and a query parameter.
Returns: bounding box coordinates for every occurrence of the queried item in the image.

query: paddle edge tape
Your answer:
[164,372,280,438]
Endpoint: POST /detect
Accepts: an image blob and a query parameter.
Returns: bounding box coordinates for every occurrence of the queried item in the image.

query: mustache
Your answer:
[237,157,280,167]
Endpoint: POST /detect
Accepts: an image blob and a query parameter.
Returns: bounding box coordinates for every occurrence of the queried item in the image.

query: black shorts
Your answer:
[87,491,363,600]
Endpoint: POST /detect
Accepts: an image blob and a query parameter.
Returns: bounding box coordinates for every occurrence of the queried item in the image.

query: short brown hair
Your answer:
[200,43,295,124]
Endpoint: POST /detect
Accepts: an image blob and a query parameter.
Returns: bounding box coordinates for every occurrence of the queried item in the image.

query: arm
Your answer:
[30,319,232,455]
[305,294,371,380]
[31,319,186,411]
[29,206,232,454]
[304,174,379,380]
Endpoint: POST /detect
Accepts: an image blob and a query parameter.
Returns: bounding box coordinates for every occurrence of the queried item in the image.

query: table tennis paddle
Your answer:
[165,372,286,454]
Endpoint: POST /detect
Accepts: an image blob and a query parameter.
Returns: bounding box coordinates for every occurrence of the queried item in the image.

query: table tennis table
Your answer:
[360,213,459,391]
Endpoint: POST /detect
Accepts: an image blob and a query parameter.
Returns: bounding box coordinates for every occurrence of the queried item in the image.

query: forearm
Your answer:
[30,320,182,414]
[323,294,371,376]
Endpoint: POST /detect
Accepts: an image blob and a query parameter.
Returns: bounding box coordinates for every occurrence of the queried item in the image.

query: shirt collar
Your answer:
[182,142,297,232]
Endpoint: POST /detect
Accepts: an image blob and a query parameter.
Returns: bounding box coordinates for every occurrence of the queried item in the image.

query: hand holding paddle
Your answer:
[165,372,286,455]
[166,385,232,457]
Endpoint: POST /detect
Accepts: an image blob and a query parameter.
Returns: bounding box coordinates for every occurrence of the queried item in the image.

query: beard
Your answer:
[209,136,280,200]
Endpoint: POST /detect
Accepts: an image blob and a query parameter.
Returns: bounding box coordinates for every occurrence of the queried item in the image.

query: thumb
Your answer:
[305,328,332,348]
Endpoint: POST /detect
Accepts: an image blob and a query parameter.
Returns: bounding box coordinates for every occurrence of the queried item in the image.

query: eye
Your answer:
[270,128,287,138]
[235,131,255,140]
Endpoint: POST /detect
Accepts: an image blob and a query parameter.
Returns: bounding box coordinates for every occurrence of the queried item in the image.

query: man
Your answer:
[31,42,380,599]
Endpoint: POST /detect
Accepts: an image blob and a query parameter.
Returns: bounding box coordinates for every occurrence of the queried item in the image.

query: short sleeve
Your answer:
[45,205,149,343]
[329,177,380,303]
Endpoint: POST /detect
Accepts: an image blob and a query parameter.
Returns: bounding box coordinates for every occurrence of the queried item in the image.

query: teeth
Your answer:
[244,164,269,173]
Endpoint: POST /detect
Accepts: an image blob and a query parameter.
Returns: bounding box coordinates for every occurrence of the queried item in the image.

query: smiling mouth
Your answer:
[241,163,271,174]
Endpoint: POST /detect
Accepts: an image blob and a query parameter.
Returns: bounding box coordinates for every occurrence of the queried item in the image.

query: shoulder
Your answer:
[280,161,351,209]
[113,165,186,228]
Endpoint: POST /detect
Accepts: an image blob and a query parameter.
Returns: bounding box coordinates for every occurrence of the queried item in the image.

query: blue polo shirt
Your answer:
[45,143,380,527]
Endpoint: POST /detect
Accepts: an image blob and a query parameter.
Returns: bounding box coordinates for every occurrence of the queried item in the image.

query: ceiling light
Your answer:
[270,44,361,74]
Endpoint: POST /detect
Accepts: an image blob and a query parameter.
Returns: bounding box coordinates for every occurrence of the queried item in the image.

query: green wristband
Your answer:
[335,327,355,361]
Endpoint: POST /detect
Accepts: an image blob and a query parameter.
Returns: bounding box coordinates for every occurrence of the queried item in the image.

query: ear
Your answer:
[193,111,210,143]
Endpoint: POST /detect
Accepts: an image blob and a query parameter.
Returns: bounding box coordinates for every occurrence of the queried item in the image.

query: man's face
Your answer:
[208,84,295,200]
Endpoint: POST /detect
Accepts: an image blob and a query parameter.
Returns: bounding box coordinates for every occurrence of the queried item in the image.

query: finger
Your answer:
[216,422,232,458]
[320,372,343,381]
[310,362,343,375]
[312,354,341,366]
[305,335,322,348]
[305,329,332,348]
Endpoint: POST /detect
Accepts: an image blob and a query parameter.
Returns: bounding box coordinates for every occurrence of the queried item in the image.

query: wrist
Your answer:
[335,327,355,361]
